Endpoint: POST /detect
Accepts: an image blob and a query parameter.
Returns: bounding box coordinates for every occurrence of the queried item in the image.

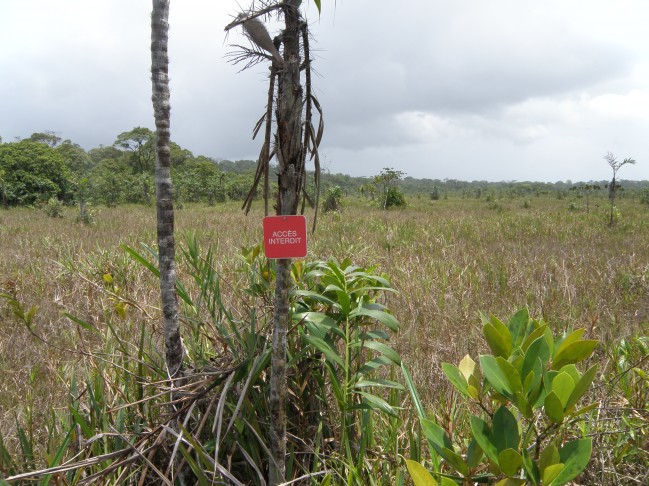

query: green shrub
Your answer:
[44,197,64,218]
[404,309,599,485]
[385,186,407,208]
[323,185,343,213]
[640,187,649,207]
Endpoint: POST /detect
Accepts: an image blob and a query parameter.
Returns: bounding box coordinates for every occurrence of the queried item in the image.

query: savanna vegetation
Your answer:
[1,0,648,482]
[1,193,647,484]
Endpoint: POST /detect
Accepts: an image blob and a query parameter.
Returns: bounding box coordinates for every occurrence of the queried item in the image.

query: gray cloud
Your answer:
[1,0,647,181]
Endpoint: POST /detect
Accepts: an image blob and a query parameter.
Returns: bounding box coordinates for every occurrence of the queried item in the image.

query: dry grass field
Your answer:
[1,194,647,482]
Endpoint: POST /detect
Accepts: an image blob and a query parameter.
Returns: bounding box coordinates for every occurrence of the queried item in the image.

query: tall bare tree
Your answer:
[226,1,323,483]
[604,152,636,226]
[151,0,183,379]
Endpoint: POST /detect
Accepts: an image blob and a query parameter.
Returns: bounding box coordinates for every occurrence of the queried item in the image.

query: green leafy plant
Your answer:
[373,167,407,209]
[292,259,403,477]
[323,185,343,213]
[44,197,65,218]
[640,187,649,207]
[405,309,599,485]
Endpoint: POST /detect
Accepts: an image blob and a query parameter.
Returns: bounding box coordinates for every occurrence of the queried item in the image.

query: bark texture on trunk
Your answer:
[269,2,303,484]
[151,0,183,378]
[269,257,291,485]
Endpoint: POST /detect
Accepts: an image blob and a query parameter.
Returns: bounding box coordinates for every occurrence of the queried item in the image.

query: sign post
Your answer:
[263,215,308,259]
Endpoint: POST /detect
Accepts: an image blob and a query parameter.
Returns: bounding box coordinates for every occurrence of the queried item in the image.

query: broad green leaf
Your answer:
[489,314,511,341]
[440,478,457,486]
[358,340,401,365]
[521,336,550,386]
[543,391,564,423]
[354,378,404,390]
[492,406,520,452]
[559,363,581,384]
[349,285,397,296]
[496,357,523,394]
[542,463,564,485]
[513,392,532,419]
[357,391,397,417]
[420,418,453,451]
[467,438,483,468]
[483,322,512,358]
[543,369,559,393]
[566,364,598,410]
[543,326,555,357]
[495,479,526,486]
[362,329,390,340]
[349,306,400,332]
[469,415,499,464]
[325,260,346,284]
[323,283,351,314]
[551,372,575,408]
[441,363,470,398]
[303,321,328,340]
[480,355,513,398]
[549,438,592,485]
[405,459,438,486]
[302,335,343,367]
[498,448,523,477]
[358,355,391,375]
[521,324,548,353]
[296,311,338,330]
[313,0,322,14]
[539,443,560,475]
[507,308,530,349]
[552,340,598,370]
[522,368,534,390]
[521,449,540,485]
[511,354,524,374]
[292,289,337,308]
[458,354,478,381]
[554,329,585,356]
[440,447,468,476]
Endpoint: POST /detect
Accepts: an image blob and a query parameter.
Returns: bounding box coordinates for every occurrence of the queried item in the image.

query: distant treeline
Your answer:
[0,128,647,208]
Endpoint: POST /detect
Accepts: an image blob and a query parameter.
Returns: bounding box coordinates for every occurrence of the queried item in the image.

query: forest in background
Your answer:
[1,128,648,210]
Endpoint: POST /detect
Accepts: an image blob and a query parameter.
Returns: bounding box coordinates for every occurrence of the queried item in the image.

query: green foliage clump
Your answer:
[0,140,72,206]
[639,187,649,207]
[322,185,343,213]
[405,309,599,486]
[374,167,407,209]
[385,186,407,208]
[44,197,65,218]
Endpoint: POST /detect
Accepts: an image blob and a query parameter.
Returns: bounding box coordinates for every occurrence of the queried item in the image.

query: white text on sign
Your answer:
[268,230,302,245]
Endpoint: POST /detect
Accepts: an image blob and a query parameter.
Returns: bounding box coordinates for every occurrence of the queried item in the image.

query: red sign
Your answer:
[263,215,308,259]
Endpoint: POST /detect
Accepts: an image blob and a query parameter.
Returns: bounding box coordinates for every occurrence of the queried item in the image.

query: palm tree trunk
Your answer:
[269,2,303,484]
[151,0,183,378]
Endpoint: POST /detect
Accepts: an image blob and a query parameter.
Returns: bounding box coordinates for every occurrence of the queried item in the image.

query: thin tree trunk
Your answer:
[269,2,303,484]
[151,0,183,378]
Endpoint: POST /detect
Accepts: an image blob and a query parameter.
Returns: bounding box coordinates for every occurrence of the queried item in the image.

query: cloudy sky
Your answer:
[1,1,648,182]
